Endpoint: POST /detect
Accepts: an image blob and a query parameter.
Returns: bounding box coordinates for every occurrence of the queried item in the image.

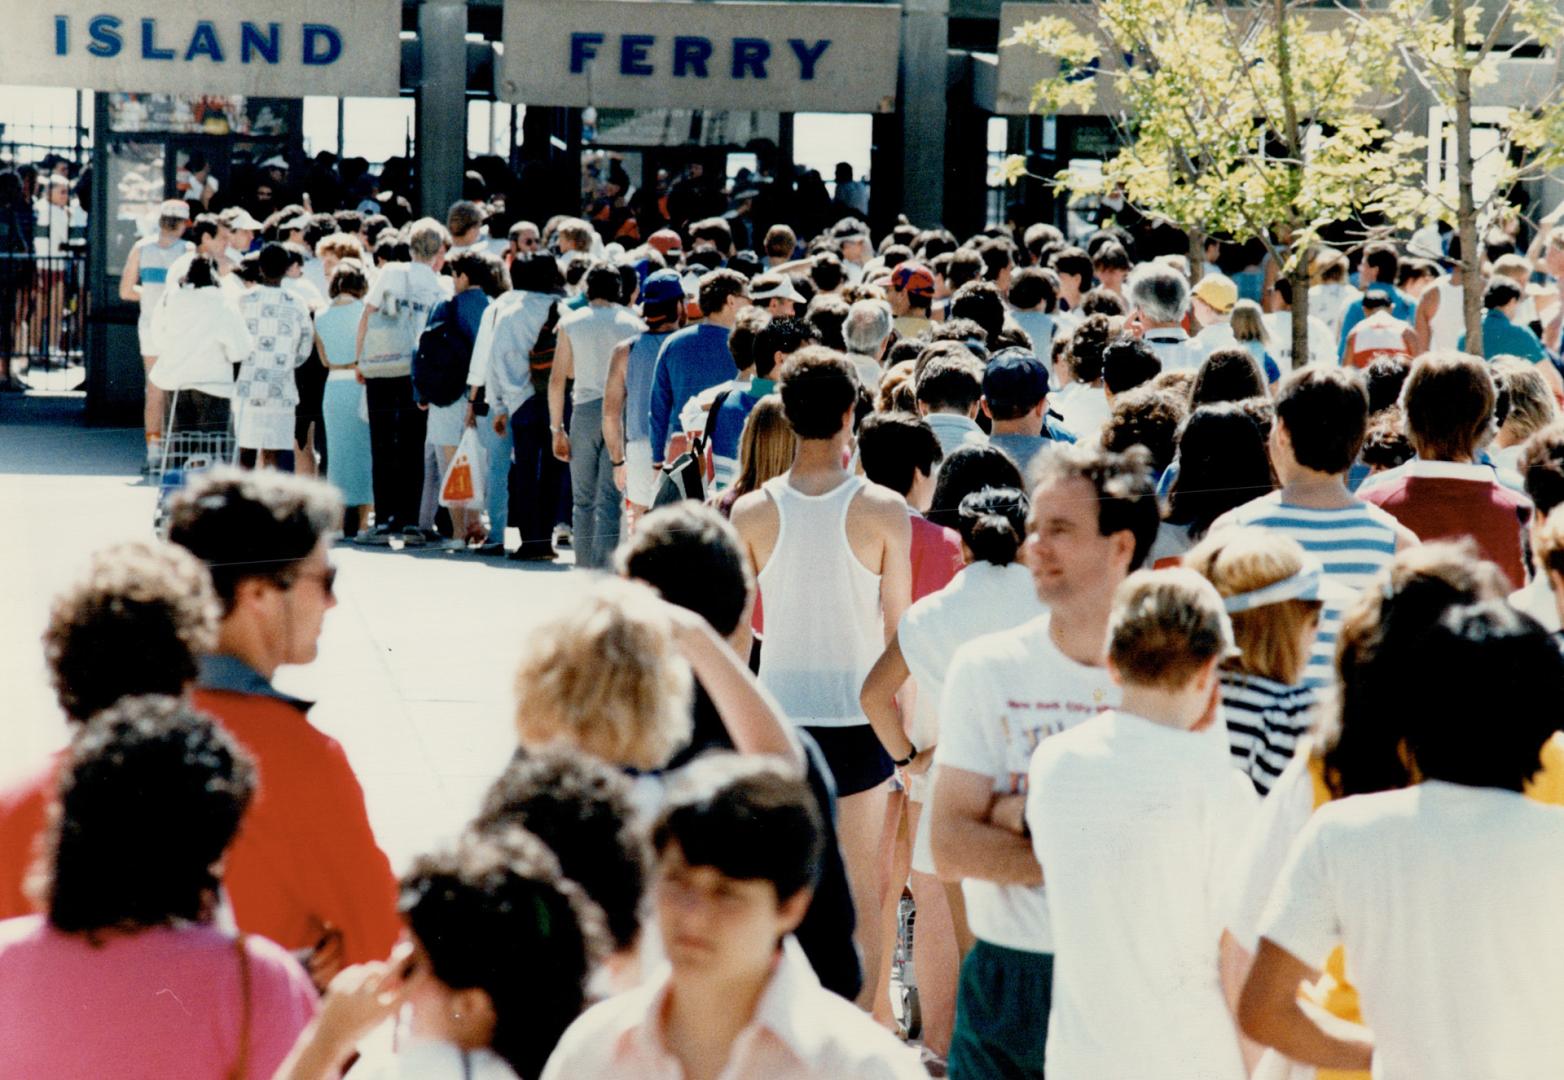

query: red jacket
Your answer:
[192,657,401,966]
[1359,460,1531,589]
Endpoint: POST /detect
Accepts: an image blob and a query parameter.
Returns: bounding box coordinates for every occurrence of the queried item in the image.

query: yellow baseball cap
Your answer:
[1192,273,1238,314]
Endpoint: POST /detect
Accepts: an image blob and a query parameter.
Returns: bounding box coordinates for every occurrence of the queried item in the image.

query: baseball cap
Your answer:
[1191,273,1238,315]
[983,349,1050,413]
[157,199,191,220]
[891,262,936,298]
[260,155,288,171]
[648,228,683,258]
[749,273,805,304]
[640,269,686,306]
[221,208,263,231]
[279,215,310,233]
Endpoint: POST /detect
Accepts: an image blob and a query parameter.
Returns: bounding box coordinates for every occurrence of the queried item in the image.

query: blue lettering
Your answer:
[731,38,770,79]
[569,32,604,74]
[673,36,712,78]
[241,21,280,65]
[140,18,174,61]
[184,21,224,63]
[620,34,655,76]
[302,23,341,65]
[788,38,831,80]
[87,15,121,57]
[54,16,68,56]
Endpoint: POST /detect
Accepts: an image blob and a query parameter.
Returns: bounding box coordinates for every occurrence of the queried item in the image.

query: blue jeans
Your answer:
[567,396,620,569]
[475,408,511,540]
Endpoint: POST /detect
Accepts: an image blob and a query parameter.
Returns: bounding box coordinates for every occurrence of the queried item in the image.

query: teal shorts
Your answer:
[948,939,1052,1079]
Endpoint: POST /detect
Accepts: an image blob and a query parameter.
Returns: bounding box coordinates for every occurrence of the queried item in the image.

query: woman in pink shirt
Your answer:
[0,696,318,1079]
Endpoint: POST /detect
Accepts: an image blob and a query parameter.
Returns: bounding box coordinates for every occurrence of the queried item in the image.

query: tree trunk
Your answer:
[1188,228,1206,284]
[1453,0,1484,354]
[1289,255,1311,370]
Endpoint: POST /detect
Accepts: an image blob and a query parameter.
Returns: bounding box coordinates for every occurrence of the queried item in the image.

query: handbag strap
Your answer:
[228,933,252,1080]
[692,386,733,456]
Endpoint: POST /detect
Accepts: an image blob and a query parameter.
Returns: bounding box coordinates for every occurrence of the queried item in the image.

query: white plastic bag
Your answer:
[439,427,486,509]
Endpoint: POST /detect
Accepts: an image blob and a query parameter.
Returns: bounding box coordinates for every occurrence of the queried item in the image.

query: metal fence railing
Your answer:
[2,252,88,391]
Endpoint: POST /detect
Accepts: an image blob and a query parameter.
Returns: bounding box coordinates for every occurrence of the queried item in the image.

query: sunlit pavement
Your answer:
[0,397,594,872]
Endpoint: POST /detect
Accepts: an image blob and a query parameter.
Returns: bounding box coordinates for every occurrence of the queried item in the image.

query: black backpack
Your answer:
[411,298,475,407]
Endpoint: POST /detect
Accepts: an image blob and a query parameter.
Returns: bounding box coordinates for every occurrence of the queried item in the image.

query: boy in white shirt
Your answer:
[1026,568,1257,1080]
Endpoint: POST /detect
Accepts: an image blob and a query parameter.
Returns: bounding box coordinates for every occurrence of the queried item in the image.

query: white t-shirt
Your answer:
[933,614,1118,952]
[1258,781,1564,1080]
[1028,710,1256,1080]
[1224,742,1316,952]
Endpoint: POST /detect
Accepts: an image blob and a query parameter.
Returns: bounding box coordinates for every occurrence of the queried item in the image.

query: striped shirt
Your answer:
[1218,492,1401,687]
[1221,671,1318,796]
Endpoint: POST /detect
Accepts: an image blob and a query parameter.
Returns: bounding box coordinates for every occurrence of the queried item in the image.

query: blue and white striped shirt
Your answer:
[1218,492,1402,687]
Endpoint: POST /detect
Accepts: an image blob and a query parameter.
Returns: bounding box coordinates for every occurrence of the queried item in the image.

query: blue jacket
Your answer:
[648,323,734,461]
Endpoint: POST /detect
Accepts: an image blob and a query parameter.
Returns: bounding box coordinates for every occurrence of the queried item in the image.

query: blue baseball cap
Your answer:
[983,349,1050,412]
[640,269,685,306]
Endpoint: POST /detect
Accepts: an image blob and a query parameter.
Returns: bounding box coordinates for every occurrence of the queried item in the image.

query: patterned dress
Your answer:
[235,284,313,450]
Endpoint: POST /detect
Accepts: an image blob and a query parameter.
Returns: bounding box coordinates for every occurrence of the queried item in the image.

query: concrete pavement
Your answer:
[0,395,594,872]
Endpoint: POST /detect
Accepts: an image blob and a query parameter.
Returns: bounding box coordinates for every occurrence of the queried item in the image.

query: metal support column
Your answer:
[897,0,949,229]
[416,0,468,220]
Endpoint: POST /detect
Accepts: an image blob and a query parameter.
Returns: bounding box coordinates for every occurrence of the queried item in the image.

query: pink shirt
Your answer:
[0,915,317,1079]
[540,938,925,1080]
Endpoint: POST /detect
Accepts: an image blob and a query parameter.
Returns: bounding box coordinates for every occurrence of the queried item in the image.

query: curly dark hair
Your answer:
[165,467,342,611]
[401,831,607,1080]
[471,747,650,953]
[1101,386,1185,476]
[44,695,255,935]
[43,541,220,722]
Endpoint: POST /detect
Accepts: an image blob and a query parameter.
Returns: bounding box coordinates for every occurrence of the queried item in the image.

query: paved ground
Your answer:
[0,394,592,872]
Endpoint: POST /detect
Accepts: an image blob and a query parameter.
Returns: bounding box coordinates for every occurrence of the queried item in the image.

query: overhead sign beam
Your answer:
[4,0,403,98]
[501,0,900,113]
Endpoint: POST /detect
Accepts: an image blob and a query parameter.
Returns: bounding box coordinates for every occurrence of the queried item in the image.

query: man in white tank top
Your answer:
[732,345,913,1009]
[1413,242,1469,354]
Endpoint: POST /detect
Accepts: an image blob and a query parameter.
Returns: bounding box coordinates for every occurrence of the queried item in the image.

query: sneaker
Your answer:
[399,525,429,547]
[552,524,573,550]
[508,542,558,562]
[353,525,396,547]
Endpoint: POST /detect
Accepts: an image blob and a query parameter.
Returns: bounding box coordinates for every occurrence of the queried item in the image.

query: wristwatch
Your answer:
[892,745,918,768]
[610,458,625,468]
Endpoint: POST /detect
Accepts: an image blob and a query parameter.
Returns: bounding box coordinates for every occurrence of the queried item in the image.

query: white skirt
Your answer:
[425,399,467,448]
[235,403,296,450]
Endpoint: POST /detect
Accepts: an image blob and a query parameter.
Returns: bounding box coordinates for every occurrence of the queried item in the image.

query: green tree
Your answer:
[1364,0,1564,353]
[1004,0,1420,368]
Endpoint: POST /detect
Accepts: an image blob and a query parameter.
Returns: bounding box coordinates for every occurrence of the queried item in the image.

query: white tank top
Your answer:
[756,473,884,728]
[1429,279,1466,352]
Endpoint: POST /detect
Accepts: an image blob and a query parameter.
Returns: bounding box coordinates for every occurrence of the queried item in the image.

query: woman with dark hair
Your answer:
[924,443,1024,531]
[1224,544,1564,1080]
[0,696,316,1077]
[274,830,606,1080]
[859,485,1043,1057]
[1191,348,1268,407]
[468,252,569,560]
[148,253,252,437]
[1153,403,1275,564]
[1240,601,1564,1076]
[1050,314,1114,440]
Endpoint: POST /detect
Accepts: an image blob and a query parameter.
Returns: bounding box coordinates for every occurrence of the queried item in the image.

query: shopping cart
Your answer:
[152,384,237,534]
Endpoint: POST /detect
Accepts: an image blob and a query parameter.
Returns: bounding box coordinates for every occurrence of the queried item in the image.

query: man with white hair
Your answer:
[843,299,893,392]
[1125,261,1203,372]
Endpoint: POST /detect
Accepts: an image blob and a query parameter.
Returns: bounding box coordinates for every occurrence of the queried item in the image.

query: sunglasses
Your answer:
[287,564,338,597]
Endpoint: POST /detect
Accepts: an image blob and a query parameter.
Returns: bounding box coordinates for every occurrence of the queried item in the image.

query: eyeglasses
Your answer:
[287,564,337,597]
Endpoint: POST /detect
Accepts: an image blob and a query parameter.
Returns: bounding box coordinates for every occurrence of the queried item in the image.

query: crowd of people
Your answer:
[6,184,1564,1079]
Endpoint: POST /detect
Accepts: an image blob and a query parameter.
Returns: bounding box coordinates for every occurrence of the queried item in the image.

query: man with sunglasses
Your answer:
[166,467,401,993]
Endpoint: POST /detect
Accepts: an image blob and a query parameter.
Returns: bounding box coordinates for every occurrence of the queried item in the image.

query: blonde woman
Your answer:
[714,394,795,518]
[1491,358,1558,471]
[1230,299,1281,384]
[1184,528,1327,796]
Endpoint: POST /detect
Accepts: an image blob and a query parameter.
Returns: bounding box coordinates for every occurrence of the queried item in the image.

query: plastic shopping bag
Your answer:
[439,428,486,509]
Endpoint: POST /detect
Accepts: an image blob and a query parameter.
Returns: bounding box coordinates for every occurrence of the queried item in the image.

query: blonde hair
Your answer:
[407,217,450,261]
[1108,568,1234,689]
[731,395,797,499]
[1496,358,1557,443]
[1184,527,1321,685]
[1229,300,1269,345]
[513,579,693,771]
[315,233,366,262]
